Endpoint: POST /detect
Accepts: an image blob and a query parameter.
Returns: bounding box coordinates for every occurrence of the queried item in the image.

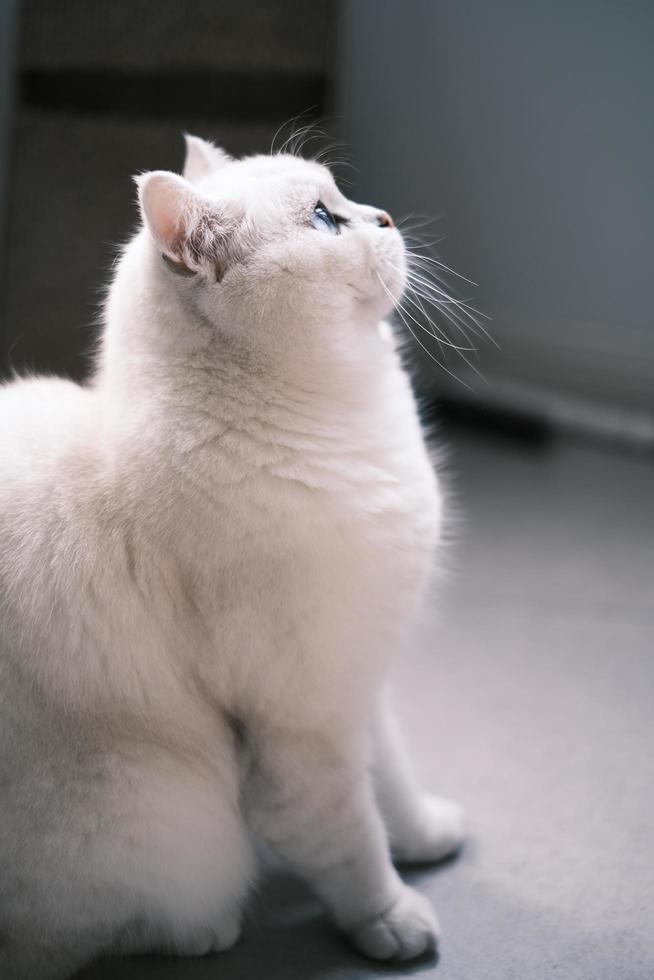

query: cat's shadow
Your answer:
[74,861,451,979]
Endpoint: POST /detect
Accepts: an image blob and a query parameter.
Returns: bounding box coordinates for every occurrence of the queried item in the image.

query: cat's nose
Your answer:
[376,211,394,228]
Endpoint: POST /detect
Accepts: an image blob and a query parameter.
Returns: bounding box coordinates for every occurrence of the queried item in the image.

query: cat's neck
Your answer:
[94,234,401,454]
[88,240,424,555]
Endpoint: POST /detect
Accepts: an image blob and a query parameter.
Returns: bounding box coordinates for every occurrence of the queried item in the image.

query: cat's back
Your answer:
[0,375,103,608]
[0,375,99,501]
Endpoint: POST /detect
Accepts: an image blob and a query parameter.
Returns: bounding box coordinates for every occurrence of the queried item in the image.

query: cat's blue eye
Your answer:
[311,202,339,234]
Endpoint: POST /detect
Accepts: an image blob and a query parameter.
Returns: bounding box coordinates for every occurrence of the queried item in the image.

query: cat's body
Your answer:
[0,138,463,979]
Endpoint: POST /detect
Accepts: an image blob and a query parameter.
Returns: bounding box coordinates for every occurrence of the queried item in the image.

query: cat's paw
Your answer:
[391,795,465,864]
[167,913,242,957]
[349,885,439,961]
[210,912,243,953]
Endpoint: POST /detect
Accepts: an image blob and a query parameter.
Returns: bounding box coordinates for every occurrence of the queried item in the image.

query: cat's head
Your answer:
[134,135,405,360]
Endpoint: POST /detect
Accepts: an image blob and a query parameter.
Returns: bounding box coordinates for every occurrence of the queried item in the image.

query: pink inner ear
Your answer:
[140,172,195,259]
[138,170,230,278]
[155,198,185,253]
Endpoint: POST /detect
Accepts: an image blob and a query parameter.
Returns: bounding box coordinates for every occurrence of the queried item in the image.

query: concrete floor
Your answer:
[76,422,654,980]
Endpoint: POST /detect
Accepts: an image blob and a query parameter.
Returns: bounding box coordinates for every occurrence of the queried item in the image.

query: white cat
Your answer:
[0,135,464,979]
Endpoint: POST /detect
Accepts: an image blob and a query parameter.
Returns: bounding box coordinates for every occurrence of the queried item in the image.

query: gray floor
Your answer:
[76,423,654,980]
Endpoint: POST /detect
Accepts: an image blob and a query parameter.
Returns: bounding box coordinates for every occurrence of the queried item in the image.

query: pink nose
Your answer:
[377,211,394,228]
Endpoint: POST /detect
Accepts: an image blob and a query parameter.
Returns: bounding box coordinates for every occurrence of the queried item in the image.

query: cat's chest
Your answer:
[169,426,441,717]
[183,431,440,611]
[264,430,441,597]
[314,416,441,546]
[170,388,441,640]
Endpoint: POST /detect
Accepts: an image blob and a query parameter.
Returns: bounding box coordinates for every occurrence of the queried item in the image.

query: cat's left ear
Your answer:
[136,170,234,281]
[183,134,232,183]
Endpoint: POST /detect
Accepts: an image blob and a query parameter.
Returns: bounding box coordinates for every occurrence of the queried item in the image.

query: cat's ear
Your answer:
[183,134,231,183]
[136,170,232,281]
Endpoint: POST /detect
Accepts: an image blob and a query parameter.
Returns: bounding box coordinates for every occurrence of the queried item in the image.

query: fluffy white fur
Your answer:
[0,136,464,979]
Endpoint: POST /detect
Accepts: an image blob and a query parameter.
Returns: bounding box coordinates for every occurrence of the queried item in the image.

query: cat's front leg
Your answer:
[371,687,465,864]
[244,725,439,961]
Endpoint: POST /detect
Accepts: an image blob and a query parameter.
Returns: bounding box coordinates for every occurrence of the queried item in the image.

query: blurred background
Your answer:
[1,3,653,980]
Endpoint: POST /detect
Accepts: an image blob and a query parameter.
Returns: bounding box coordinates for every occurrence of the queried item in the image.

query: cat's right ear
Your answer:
[183,135,231,183]
[136,170,232,281]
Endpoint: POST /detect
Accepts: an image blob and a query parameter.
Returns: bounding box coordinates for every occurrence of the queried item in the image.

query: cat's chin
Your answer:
[369,275,406,321]
[354,291,398,323]
[347,266,405,322]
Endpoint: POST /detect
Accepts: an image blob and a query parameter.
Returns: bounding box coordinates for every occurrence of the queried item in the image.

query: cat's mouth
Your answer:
[371,245,407,317]
[345,229,407,318]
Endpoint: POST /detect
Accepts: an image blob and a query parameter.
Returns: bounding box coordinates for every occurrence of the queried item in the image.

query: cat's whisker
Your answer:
[405,283,473,307]
[269,118,288,155]
[376,273,476,391]
[397,212,442,226]
[428,299,482,353]
[295,131,330,157]
[412,297,487,379]
[400,228,487,322]
[399,227,498,349]
[269,109,319,155]
[401,283,466,343]
[404,270,497,349]
[401,235,447,251]
[313,141,352,163]
[407,285,494,352]
[395,293,448,359]
[407,252,478,287]
[382,252,493,379]
[276,119,327,158]
[317,159,356,175]
[272,122,358,184]
[402,292,478,352]
[406,270,486,318]
[385,259,464,317]
[404,290,488,383]
[408,289,483,366]
[402,284,448,345]
[280,126,310,156]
